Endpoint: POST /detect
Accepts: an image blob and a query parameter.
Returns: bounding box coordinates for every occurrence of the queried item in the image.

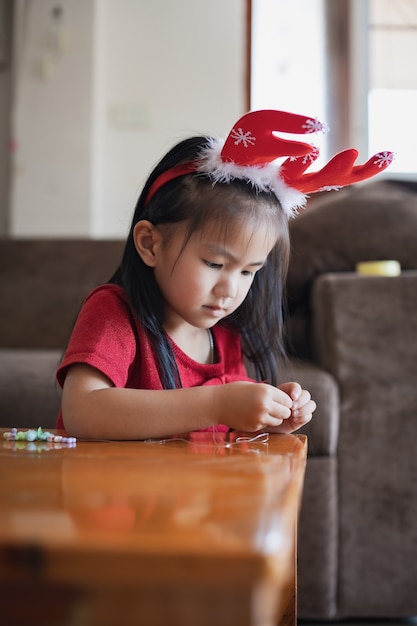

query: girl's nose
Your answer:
[213,273,238,299]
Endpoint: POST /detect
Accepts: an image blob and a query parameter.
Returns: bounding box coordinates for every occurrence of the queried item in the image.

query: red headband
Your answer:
[145,109,394,216]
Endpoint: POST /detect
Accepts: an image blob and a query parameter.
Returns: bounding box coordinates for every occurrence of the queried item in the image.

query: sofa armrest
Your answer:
[312,270,417,394]
[311,270,417,616]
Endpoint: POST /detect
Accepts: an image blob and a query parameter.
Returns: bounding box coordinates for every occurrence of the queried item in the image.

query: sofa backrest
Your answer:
[0,239,125,349]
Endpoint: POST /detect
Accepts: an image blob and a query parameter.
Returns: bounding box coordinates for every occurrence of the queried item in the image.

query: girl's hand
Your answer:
[213,381,316,435]
[267,381,316,434]
[213,381,294,433]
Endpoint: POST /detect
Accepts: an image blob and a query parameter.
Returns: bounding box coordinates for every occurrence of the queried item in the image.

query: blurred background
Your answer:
[0,0,415,239]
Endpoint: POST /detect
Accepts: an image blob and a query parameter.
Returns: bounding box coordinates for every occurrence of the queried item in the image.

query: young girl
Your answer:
[56,109,393,440]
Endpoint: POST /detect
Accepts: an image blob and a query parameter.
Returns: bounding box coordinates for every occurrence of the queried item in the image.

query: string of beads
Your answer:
[3,427,76,445]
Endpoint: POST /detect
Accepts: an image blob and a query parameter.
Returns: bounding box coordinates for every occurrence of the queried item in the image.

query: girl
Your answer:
[56,109,392,440]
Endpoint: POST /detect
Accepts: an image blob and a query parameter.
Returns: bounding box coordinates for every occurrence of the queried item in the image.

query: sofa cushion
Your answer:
[285,180,417,358]
[0,239,124,349]
[0,349,62,429]
[288,180,417,308]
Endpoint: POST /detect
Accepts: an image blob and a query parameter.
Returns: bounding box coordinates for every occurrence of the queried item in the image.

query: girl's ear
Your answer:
[133,220,162,267]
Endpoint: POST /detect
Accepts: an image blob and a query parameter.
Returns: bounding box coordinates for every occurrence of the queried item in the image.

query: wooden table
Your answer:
[0,429,307,626]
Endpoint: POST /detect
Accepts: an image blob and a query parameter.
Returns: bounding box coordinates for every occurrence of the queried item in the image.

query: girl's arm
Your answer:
[61,363,300,440]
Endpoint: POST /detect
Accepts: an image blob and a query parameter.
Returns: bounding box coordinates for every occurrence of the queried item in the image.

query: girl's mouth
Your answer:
[203,305,225,318]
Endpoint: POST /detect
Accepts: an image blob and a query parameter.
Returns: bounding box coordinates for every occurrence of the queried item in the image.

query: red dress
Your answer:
[56,284,254,431]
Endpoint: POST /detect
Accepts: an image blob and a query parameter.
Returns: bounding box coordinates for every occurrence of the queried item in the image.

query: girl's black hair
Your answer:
[110,136,290,389]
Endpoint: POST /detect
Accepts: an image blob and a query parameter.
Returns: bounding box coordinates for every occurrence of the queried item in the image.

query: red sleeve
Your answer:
[56,285,138,389]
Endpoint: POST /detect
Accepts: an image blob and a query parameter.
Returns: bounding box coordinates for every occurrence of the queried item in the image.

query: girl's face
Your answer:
[151,216,277,335]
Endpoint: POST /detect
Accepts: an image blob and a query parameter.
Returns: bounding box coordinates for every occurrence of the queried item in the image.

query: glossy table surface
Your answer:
[0,429,307,626]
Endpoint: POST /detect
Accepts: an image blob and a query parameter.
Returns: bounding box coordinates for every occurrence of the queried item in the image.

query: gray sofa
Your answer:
[1,179,416,619]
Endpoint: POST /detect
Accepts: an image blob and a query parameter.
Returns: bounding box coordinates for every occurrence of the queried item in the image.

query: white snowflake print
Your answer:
[302,117,326,134]
[302,147,320,164]
[319,185,342,192]
[373,151,394,168]
[230,127,256,147]
[288,147,319,164]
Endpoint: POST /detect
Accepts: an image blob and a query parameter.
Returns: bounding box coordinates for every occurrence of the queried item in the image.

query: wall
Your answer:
[251,0,326,165]
[5,0,246,238]
[0,0,13,235]
[9,0,95,237]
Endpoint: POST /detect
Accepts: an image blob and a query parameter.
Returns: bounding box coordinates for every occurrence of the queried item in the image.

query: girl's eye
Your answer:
[241,270,254,277]
[204,260,222,269]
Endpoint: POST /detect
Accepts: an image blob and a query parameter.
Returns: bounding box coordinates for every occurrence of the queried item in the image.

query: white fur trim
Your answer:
[197,138,306,217]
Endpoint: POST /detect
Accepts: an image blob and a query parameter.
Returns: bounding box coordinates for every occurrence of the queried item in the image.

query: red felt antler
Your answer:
[280,148,395,193]
[220,109,324,165]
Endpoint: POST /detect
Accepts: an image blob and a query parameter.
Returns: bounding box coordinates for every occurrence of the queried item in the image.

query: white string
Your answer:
[144,428,269,449]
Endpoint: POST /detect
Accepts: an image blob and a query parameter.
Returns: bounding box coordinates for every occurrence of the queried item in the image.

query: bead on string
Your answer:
[3,427,76,445]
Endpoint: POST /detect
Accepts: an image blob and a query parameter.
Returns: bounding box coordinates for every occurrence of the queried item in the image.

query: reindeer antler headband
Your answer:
[145,109,394,216]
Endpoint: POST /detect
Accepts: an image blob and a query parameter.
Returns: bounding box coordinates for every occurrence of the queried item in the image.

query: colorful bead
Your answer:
[3,427,76,446]
[26,430,37,442]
